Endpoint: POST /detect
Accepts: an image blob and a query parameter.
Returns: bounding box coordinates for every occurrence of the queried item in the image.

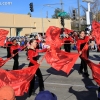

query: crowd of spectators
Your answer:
[3,31,99,52]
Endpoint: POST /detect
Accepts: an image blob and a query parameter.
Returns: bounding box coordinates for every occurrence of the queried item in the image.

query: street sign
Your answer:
[58,12,67,17]
[82,0,95,3]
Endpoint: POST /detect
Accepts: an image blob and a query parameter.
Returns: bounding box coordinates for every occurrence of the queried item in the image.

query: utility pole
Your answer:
[78,0,81,31]
[60,0,63,12]
[46,11,48,18]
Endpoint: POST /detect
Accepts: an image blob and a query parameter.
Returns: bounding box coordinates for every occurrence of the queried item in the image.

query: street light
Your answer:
[78,0,81,31]
[82,0,95,31]
[41,5,56,36]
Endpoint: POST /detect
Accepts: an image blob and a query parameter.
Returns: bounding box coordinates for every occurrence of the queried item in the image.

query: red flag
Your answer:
[0,29,9,46]
[61,51,79,74]
[46,26,62,48]
[84,59,100,86]
[81,43,89,59]
[0,64,39,96]
[64,28,73,34]
[45,49,79,74]
[0,58,10,67]
[92,21,100,45]
[81,43,100,86]
[45,26,79,74]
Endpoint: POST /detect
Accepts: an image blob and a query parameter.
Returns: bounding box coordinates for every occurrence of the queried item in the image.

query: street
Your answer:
[0,48,99,100]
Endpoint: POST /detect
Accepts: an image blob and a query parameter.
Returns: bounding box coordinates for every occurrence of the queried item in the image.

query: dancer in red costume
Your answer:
[27,39,49,96]
[63,33,74,52]
[10,39,23,70]
[6,38,12,58]
[76,31,92,77]
[35,35,41,49]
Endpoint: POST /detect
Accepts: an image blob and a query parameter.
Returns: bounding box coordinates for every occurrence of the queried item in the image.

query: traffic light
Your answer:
[29,3,33,12]
[73,10,76,20]
[61,17,64,27]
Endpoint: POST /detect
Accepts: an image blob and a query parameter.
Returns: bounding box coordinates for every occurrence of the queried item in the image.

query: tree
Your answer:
[27,12,31,17]
[91,0,100,21]
[52,8,70,19]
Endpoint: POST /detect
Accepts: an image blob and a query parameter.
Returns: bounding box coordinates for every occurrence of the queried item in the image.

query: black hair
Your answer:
[12,38,16,42]
[79,30,85,34]
[34,35,38,38]
[29,39,36,45]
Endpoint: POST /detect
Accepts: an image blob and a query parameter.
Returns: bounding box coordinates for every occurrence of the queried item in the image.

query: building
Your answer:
[0,13,71,37]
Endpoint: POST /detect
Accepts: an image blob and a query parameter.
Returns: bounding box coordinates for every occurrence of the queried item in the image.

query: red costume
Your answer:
[63,36,74,43]
[10,43,23,70]
[63,36,74,52]
[76,36,89,52]
[6,41,12,58]
[76,36,89,77]
[36,39,41,49]
[28,48,47,65]
[27,48,47,96]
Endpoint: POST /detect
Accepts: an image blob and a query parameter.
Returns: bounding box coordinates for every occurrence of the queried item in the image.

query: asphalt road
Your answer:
[0,48,99,100]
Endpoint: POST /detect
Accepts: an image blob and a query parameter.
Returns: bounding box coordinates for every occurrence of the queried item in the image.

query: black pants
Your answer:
[98,87,100,100]
[7,47,11,58]
[13,55,19,70]
[79,49,89,73]
[64,44,71,52]
[80,57,88,73]
[29,63,44,93]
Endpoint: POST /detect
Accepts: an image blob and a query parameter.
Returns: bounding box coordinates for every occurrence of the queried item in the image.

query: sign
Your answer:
[82,0,95,3]
[58,12,67,17]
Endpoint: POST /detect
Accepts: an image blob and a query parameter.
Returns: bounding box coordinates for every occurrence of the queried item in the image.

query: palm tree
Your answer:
[27,12,31,17]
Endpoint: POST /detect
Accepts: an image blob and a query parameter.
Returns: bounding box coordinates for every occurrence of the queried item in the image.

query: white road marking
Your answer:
[35,82,98,88]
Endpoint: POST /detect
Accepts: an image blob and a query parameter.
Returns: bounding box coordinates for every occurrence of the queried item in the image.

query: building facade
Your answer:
[0,13,71,37]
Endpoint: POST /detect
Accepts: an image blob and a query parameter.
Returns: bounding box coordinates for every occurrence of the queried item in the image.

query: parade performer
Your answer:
[63,33,74,52]
[10,39,21,70]
[27,39,49,96]
[6,38,12,58]
[76,31,91,77]
[35,35,41,49]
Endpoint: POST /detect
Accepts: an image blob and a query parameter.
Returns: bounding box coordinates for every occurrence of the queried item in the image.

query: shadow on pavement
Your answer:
[19,63,28,69]
[2,56,7,58]
[89,55,100,61]
[47,67,68,77]
[46,64,80,77]
[69,78,98,100]
[67,64,80,77]
[16,92,29,100]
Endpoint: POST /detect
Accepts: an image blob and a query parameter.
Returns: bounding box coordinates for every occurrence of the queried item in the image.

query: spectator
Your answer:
[0,86,15,100]
[42,41,49,49]
[35,91,57,100]
[20,38,25,46]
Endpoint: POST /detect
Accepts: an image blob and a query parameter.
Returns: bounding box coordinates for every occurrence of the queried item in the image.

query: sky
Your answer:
[0,0,88,18]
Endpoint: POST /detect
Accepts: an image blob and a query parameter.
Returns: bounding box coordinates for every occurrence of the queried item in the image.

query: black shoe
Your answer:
[83,73,89,77]
[32,92,37,96]
[29,89,33,97]
[29,91,37,97]
[79,70,83,75]
[39,87,45,92]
